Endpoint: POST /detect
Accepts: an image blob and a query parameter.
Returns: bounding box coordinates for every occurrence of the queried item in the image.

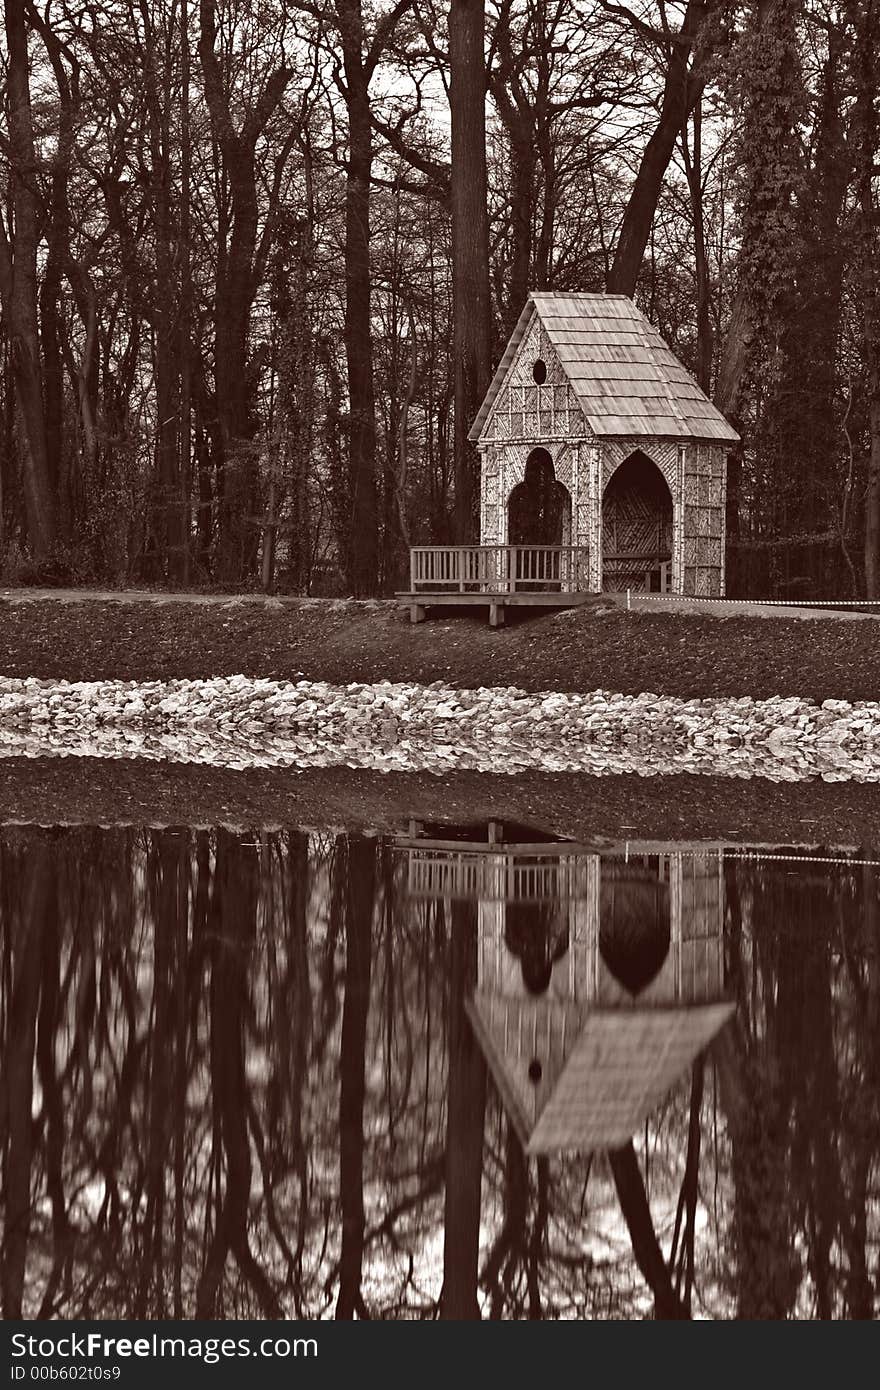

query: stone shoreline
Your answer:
[2,675,880,782]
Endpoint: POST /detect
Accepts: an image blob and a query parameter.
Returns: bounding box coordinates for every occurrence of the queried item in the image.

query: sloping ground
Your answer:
[0,760,877,845]
[1,590,880,700]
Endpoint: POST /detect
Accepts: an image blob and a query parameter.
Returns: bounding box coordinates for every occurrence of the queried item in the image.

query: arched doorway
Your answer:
[508,448,571,588]
[602,450,673,592]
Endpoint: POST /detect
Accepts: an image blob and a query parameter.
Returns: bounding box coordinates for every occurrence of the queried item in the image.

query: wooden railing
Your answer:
[409,544,591,594]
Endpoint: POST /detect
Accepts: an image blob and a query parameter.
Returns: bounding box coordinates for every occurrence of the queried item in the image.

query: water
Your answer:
[1,820,877,1320]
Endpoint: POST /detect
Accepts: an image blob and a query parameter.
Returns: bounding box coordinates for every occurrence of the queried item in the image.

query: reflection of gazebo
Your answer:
[399,829,733,1155]
[467,998,732,1155]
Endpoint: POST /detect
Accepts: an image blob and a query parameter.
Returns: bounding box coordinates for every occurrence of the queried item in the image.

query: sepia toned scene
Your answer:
[3,821,879,1321]
[2,0,880,1327]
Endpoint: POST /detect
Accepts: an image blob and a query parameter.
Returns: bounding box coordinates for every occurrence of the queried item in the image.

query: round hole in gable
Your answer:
[528,1059,543,1084]
[532,358,547,385]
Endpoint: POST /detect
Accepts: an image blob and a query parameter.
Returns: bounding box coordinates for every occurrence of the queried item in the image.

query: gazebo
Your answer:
[404,293,739,625]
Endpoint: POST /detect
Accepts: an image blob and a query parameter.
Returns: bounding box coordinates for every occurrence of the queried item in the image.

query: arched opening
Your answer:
[507,448,571,589]
[601,450,673,592]
[599,858,671,997]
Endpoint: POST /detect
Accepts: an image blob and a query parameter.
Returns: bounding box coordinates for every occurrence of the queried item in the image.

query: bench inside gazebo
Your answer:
[398,293,736,626]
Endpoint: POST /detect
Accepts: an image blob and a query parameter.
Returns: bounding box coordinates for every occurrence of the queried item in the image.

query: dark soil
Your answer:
[1,592,880,699]
[1,759,878,847]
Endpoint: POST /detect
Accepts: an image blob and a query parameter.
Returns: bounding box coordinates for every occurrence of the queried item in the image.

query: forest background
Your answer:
[1,0,879,601]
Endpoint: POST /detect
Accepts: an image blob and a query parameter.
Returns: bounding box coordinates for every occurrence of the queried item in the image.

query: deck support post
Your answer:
[489,601,505,628]
[410,603,426,625]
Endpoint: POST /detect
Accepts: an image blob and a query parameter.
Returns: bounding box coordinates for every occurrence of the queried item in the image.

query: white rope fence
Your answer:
[617,845,880,868]
[627,590,880,610]
[722,850,880,868]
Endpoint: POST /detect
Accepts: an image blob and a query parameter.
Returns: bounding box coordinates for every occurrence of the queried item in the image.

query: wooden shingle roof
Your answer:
[469,292,740,445]
[466,993,735,1156]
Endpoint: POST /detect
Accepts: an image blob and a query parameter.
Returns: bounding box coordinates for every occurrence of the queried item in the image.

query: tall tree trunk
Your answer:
[866,397,880,599]
[850,0,880,595]
[682,97,713,393]
[337,0,380,594]
[607,0,711,297]
[450,0,491,542]
[179,0,193,584]
[213,156,261,581]
[198,0,292,584]
[0,0,56,558]
[715,0,807,595]
[276,181,317,593]
[505,122,535,334]
[142,1,183,581]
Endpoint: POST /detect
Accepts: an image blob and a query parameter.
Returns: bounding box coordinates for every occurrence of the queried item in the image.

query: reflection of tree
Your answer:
[1,833,55,1317]
[608,1142,687,1318]
[197,831,281,1318]
[336,836,374,1319]
[1,829,877,1320]
[34,836,70,1319]
[136,829,186,1315]
[838,862,879,1319]
[669,1061,705,1314]
[480,1125,550,1319]
[441,901,486,1319]
[718,853,880,1319]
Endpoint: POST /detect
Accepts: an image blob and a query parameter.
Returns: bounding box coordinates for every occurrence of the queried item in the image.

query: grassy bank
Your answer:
[1,590,880,700]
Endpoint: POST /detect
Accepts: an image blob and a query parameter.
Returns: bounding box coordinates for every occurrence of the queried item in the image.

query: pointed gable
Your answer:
[466,992,588,1149]
[467,991,734,1156]
[470,304,590,445]
[527,1003,735,1154]
[470,293,739,446]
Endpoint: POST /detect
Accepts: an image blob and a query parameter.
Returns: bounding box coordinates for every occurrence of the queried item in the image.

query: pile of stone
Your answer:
[0,676,879,781]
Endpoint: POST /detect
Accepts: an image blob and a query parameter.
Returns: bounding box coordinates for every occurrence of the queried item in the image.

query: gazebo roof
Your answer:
[469,293,740,446]
[466,992,735,1155]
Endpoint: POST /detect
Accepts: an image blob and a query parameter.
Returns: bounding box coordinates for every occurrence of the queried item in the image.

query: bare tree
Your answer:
[0,0,56,558]
[450,0,491,540]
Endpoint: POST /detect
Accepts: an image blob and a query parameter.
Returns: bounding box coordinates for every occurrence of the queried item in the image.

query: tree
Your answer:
[450,0,491,540]
[848,0,880,595]
[0,0,56,559]
[606,0,722,297]
[198,0,294,582]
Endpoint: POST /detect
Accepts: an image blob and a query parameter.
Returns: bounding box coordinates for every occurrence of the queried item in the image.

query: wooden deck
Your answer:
[399,544,669,624]
[398,589,599,625]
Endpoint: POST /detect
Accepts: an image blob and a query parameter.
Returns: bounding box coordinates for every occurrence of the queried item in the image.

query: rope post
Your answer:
[626,587,631,611]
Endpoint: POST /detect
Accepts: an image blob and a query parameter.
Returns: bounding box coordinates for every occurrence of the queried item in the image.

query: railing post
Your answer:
[410,548,417,591]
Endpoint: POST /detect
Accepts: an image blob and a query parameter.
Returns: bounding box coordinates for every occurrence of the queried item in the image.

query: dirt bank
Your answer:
[2,590,880,700]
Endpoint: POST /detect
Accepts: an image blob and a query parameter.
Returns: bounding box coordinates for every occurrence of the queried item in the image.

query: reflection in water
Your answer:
[0,823,878,1320]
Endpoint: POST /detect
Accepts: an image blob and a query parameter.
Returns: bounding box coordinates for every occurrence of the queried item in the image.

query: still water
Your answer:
[1,820,877,1320]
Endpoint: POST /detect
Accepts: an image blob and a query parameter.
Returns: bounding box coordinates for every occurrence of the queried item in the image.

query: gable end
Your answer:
[477,311,591,445]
